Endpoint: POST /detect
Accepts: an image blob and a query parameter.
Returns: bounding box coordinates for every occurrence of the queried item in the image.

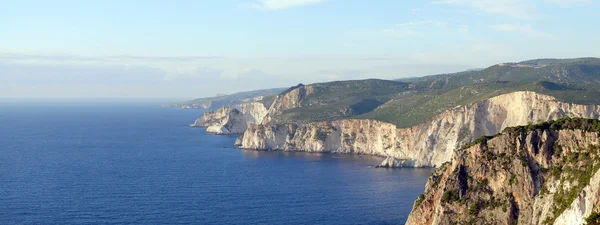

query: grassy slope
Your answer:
[173,57,600,127]
[272,79,411,124]
[356,58,600,127]
[169,87,286,109]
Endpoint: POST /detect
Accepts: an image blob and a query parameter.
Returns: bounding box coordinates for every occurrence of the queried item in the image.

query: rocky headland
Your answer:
[190,102,268,134]
[406,118,600,225]
[237,91,600,167]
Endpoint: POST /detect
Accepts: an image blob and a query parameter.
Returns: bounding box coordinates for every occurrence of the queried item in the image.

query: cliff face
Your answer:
[237,119,418,162]
[190,106,230,127]
[237,91,600,167]
[190,102,268,134]
[406,124,600,225]
[261,84,315,124]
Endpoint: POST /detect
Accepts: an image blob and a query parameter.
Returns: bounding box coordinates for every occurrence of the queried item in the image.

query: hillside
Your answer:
[166,87,286,109]
[406,118,600,225]
[358,57,600,127]
[261,79,409,124]
[188,57,600,136]
[237,92,600,167]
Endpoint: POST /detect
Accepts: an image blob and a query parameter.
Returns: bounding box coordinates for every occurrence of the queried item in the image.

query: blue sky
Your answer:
[1,0,599,98]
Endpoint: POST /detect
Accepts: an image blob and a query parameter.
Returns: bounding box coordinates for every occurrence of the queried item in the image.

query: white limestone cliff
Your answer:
[261,84,314,124]
[554,168,600,224]
[190,102,268,134]
[237,91,600,167]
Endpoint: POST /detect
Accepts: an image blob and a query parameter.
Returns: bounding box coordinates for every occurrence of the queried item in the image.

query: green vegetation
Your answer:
[455,118,600,224]
[169,87,285,109]
[442,189,460,203]
[269,79,410,124]
[428,162,449,189]
[259,94,278,108]
[312,129,328,142]
[357,58,600,127]
[460,135,499,150]
[456,118,600,153]
[178,58,600,129]
[414,194,425,208]
[586,212,600,225]
[509,174,518,186]
[539,185,549,195]
[451,118,600,225]
[419,118,600,224]
[543,142,600,225]
[550,166,562,179]
[503,117,600,134]
[468,203,479,216]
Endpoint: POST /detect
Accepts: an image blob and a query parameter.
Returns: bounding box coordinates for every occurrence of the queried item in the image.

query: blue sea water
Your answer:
[0,100,431,225]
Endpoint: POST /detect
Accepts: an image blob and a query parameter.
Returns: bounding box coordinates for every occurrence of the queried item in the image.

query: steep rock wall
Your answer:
[406,127,600,225]
[190,102,268,134]
[261,84,314,124]
[237,91,600,167]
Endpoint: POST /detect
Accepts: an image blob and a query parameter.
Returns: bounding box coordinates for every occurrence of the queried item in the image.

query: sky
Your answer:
[1,0,599,99]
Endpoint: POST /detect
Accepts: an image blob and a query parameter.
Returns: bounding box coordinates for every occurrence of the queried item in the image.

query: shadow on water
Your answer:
[240,149,385,163]
[239,149,433,174]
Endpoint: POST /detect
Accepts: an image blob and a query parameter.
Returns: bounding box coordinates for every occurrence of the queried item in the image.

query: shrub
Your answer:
[509,174,518,185]
[586,212,600,225]
[460,135,495,150]
[469,203,479,216]
[540,185,549,195]
[551,166,562,179]
[553,143,563,156]
[313,129,328,141]
[568,152,579,163]
[442,190,460,203]
[503,118,600,134]
[546,148,600,224]
[414,194,425,208]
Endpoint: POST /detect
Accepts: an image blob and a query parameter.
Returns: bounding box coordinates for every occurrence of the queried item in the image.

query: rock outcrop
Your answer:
[406,119,600,225]
[190,105,230,127]
[237,91,600,167]
[261,84,315,124]
[190,102,268,134]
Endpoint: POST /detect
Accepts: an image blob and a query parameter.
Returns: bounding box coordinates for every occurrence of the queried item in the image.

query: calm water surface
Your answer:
[0,101,431,224]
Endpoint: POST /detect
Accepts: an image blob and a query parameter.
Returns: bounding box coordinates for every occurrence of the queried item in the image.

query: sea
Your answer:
[0,100,431,225]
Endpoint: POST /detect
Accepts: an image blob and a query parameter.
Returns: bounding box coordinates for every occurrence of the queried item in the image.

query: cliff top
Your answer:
[459,117,600,151]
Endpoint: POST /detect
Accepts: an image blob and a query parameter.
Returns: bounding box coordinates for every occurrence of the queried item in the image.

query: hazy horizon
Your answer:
[3,0,599,99]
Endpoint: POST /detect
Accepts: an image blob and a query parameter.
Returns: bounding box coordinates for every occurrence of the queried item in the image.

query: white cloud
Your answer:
[382,20,446,38]
[433,0,534,19]
[251,0,325,10]
[492,24,557,39]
